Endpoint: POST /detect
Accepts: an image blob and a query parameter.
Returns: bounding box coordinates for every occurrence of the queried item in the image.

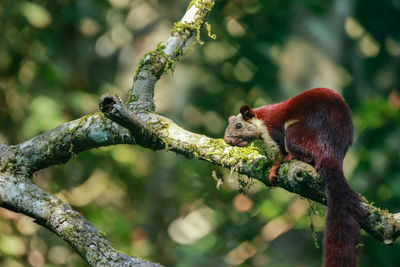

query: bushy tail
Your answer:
[318,158,365,267]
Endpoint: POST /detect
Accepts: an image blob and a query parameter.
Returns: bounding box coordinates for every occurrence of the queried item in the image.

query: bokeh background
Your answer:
[1,0,400,266]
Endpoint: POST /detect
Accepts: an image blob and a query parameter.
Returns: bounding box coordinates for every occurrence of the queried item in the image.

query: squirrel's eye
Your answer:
[235,123,243,130]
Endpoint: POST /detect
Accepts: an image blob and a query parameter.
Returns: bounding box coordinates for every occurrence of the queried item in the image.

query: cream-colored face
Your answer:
[224,114,262,147]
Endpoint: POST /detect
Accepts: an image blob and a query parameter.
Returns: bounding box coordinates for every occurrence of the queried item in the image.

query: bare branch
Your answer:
[13,113,135,174]
[0,172,162,267]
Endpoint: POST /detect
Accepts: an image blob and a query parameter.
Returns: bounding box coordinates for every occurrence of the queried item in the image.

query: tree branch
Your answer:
[13,113,134,174]
[128,0,216,112]
[0,172,161,267]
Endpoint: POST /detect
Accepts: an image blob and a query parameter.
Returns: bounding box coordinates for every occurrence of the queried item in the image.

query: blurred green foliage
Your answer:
[0,0,400,266]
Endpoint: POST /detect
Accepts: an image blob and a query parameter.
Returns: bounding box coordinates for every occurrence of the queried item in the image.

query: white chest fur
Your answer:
[250,118,283,162]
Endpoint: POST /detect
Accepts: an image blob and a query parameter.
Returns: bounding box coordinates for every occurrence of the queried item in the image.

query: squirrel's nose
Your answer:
[224,137,233,145]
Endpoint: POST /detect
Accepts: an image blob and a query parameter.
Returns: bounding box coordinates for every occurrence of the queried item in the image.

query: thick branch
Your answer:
[0,172,161,267]
[11,113,134,174]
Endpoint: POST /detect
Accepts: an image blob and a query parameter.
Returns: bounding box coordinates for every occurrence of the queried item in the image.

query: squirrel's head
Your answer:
[224,105,263,147]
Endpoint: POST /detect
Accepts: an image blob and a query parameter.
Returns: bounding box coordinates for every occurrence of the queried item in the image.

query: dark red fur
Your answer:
[249,88,365,266]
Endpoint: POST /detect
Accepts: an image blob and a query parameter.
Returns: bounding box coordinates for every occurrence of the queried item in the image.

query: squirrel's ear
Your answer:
[228,116,236,124]
[240,105,255,120]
